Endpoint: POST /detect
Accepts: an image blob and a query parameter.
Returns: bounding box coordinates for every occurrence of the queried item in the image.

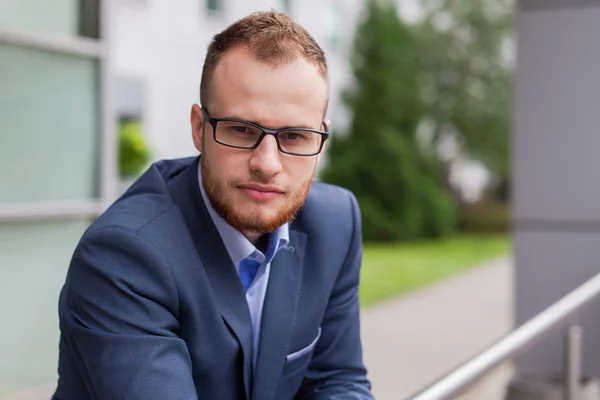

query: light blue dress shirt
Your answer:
[198,166,289,367]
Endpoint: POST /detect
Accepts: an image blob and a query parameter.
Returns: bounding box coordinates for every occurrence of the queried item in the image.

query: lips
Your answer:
[238,184,284,201]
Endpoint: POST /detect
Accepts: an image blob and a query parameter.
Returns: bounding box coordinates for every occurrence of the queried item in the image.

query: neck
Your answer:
[245,231,271,253]
[244,230,263,245]
[255,234,271,254]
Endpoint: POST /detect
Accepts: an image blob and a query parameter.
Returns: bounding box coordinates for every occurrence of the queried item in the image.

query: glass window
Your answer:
[325,3,341,48]
[116,76,144,121]
[0,43,99,204]
[0,0,100,38]
[79,0,100,39]
[0,0,79,37]
[0,219,90,395]
[207,0,222,13]
[116,76,151,180]
[276,0,292,14]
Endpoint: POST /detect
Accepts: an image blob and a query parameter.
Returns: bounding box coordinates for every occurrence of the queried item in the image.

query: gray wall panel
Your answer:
[513,6,600,223]
[514,230,600,376]
[514,3,600,381]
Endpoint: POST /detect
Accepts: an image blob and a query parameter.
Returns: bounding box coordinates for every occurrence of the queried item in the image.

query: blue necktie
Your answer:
[239,257,261,292]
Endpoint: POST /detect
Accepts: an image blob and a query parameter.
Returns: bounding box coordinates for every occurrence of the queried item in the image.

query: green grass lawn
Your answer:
[359,234,511,307]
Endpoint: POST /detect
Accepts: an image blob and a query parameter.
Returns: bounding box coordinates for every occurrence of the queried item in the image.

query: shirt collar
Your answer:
[197,163,290,268]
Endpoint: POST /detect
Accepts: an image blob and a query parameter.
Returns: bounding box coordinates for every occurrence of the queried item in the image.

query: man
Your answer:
[53,10,373,400]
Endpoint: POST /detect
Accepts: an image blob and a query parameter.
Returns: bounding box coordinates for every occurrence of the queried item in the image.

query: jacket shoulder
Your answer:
[298,181,359,235]
[85,157,195,235]
[305,181,357,213]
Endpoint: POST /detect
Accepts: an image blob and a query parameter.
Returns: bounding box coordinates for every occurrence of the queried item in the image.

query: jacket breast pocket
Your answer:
[283,327,322,376]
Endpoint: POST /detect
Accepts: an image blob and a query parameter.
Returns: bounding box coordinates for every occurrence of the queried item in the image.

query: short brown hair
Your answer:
[200,10,328,108]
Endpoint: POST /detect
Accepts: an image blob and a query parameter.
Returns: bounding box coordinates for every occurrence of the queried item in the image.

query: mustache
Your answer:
[232,175,283,187]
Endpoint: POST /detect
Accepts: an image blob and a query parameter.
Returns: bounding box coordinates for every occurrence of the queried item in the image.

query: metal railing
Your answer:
[407,271,600,400]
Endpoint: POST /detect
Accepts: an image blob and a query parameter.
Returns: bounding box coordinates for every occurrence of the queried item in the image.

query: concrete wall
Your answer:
[514,0,600,378]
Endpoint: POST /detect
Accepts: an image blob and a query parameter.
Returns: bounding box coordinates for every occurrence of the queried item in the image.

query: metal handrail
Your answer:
[407,271,600,400]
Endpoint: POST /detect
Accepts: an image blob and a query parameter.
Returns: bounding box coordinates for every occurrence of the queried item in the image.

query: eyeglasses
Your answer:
[202,108,330,156]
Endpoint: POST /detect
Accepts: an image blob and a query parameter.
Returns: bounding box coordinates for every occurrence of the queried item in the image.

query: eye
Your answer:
[232,126,252,134]
[281,132,307,141]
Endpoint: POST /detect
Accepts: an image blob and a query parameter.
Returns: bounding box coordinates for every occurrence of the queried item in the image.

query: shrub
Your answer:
[460,201,511,233]
[119,121,151,178]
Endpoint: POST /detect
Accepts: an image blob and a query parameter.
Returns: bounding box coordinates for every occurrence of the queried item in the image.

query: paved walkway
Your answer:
[360,256,515,400]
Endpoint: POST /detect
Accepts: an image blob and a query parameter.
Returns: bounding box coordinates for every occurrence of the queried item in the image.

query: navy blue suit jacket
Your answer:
[52,157,373,400]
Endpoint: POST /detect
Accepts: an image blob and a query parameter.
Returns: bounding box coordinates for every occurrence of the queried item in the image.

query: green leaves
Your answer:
[416,0,514,200]
[321,0,513,241]
[321,0,456,242]
[119,121,151,179]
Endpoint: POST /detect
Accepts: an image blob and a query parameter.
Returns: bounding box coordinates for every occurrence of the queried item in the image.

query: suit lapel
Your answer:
[252,229,307,400]
[168,157,253,399]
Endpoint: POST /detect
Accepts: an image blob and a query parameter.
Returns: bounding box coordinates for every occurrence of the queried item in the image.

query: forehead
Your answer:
[208,48,329,128]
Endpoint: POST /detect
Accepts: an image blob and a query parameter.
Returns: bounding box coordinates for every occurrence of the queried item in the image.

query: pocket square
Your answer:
[286,327,322,362]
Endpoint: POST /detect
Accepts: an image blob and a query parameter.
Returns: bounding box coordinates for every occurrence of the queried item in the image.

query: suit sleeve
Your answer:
[58,227,198,400]
[295,190,374,400]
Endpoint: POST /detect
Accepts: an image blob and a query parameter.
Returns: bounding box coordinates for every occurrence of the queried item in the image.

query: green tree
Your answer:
[415,0,514,202]
[321,0,456,242]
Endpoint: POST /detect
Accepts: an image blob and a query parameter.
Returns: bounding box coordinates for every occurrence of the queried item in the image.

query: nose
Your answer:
[248,134,283,177]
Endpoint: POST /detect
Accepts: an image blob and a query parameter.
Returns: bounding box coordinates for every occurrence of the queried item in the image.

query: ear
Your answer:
[190,104,205,153]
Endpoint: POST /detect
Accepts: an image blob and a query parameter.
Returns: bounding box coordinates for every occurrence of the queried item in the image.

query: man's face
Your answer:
[190,48,329,240]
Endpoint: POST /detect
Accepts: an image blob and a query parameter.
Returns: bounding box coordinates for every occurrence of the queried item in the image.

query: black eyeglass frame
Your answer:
[202,108,330,156]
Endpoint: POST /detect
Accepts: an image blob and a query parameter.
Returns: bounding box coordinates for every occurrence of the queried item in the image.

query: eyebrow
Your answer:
[224,114,319,131]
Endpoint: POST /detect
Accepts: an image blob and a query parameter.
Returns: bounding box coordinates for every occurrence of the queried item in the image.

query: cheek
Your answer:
[207,144,239,174]
[286,159,316,186]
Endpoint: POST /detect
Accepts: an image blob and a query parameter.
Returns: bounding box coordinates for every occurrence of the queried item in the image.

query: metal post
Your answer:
[566,325,582,400]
